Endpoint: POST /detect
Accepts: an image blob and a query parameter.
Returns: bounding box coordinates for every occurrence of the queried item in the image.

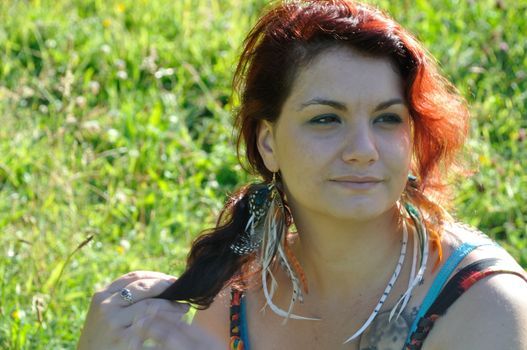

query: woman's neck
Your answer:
[289,205,404,301]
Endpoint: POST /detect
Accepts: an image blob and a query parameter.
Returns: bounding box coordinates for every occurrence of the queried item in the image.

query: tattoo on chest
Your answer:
[358,308,417,350]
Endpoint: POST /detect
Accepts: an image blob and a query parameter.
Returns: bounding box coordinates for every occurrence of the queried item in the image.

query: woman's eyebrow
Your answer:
[297,97,404,112]
[373,98,404,112]
[297,98,347,111]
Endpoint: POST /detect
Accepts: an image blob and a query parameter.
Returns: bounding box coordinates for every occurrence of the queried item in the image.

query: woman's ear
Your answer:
[256,121,279,172]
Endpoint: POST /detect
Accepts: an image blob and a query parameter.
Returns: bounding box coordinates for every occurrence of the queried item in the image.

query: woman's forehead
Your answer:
[285,47,405,110]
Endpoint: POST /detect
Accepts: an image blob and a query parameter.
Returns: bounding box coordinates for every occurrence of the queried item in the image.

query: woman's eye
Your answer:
[375,113,402,124]
[309,114,341,125]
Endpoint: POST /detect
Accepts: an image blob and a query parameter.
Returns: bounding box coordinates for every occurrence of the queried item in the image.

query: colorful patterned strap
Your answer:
[405,240,495,343]
[405,258,527,350]
[229,252,526,349]
[230,289,247,350]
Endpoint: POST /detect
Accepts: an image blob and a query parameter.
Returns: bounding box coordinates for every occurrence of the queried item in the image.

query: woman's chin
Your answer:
[321,201,394,223]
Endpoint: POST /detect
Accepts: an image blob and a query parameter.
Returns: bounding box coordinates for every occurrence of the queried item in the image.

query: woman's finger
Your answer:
[106,278,176,308]
[119,298,190,328]
[105,271,177,294]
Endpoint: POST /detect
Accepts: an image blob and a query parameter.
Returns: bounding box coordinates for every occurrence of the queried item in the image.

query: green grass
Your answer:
[0,0,525,348]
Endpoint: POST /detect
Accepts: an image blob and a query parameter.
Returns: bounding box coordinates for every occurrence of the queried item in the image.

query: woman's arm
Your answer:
[191,288,231,345]
[77,271,223,350]
[424,273,527,350]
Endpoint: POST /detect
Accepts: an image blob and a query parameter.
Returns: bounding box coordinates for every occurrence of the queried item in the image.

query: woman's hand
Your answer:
[77,271,223,350]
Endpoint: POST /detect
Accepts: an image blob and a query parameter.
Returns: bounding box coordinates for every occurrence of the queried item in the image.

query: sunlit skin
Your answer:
[191,46,527,350]
[258,47,412,223]
[257,46,414,303]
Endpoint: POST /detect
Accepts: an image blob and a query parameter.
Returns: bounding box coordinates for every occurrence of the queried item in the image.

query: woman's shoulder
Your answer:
[423,221,527,349]
[440,220,520,266]
[191,287,232,344]
[424,266,527,349]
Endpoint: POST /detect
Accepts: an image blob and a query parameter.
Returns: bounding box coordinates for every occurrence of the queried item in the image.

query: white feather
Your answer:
[389,204,429,321]
[259,186,319,322]
[343,216,408,343]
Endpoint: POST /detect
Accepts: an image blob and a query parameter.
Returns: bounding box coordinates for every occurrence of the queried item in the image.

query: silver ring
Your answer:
[119,287,133,305]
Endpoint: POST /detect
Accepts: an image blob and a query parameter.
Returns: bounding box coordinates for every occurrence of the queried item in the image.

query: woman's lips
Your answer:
[329,177,383,190]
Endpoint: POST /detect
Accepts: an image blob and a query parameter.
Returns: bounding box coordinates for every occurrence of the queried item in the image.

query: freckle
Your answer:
[393,336,398,341]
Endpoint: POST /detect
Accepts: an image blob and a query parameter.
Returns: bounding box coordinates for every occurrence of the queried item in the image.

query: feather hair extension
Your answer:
[259,183,319,322]
[400,215,418,316]
[389,213,417,322]
[407,202,429,287]
[389,202,429,321]
[283,239,309,294]
[260,267,277,312]
[388,204,415,321]
[343,216,409,344]
[277,245,303,322]
[230,184,273,255]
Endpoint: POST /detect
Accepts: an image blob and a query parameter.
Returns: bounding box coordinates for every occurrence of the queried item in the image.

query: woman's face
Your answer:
[257,46,412,222]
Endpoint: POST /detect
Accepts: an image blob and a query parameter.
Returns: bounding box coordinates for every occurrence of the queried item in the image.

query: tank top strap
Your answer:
[405,239,497,344]
[229,288,250,350]
[405,257,527,349]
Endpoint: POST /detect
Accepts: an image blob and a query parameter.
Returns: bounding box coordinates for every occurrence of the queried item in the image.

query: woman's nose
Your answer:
[341,123,379,164]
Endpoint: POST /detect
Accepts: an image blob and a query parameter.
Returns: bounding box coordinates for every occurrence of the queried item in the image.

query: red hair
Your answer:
[158,0,470,306]
[233,0,469,256]
[234,0,469,198]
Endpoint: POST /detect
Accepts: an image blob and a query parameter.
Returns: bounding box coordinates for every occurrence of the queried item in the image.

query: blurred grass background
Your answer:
[0,0,525,348]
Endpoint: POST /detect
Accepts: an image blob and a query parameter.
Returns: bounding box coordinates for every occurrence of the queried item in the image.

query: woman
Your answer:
[78,1,527,349]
